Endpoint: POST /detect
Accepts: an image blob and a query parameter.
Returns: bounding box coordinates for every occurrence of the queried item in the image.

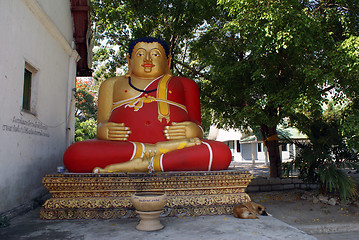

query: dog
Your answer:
[233,201,268,219]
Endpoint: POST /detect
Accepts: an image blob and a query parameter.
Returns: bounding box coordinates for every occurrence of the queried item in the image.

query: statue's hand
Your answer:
[164,121,203,140]
[97,121,131,141]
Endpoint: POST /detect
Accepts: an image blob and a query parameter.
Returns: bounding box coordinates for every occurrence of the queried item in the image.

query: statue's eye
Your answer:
[136,50,146,57]
[152,51,161,57]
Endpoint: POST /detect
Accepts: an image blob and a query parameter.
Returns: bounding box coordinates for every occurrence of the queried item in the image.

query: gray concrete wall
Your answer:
[247,177,319,192]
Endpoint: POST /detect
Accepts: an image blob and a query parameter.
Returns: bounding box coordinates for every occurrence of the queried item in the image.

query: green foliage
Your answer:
[342,101,359,152]
[283,109,359,199]
[75,117,97,142]
[283,140,358,200]
[193,0,359,128]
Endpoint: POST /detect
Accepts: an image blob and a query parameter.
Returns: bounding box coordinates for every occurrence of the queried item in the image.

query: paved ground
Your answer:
[1,163,359,239]
[0,208,317,240]
[231,162,292,177]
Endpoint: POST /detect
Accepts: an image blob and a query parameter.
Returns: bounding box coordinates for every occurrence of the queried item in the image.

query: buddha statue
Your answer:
[63,37,231,173]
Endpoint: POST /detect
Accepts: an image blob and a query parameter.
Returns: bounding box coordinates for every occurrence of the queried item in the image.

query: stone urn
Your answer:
[131,192,167,231]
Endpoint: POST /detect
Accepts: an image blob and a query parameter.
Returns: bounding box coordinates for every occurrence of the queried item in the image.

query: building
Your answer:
[208,126,307,165]
[0,0,90,216]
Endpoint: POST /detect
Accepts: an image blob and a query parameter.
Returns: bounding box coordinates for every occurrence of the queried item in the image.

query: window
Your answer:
[257,143,262,152]
[225,141,234,150]
[236,140,241,152]
[23,69,32,111]
[22,62,37,113]
[281,144,288,151]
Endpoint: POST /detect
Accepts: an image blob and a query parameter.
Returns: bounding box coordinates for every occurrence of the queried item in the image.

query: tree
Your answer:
[90,0,220,83]
[75,79,97,120]
[190,0,359,177]
[74,78,98,141]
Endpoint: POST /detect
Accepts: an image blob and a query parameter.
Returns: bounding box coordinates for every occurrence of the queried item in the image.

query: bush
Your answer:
[283,119,359,200]
[75,117,97,142]
[283,141,358,200]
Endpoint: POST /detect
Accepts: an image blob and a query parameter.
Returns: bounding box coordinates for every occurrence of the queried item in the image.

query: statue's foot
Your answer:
[93,167,105,173]
[144,137,202,156]
[188,137,202,146]
[155,137,202,152]
[92,158,150,173]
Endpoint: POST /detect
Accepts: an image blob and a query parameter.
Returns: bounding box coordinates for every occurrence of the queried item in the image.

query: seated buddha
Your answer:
[63,37,231,173]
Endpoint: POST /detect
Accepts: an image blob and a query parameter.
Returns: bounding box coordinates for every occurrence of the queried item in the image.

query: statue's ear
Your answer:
[167,54,172,69]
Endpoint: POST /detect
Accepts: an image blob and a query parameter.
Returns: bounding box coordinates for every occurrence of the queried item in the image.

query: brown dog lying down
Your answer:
[233,201,268,219]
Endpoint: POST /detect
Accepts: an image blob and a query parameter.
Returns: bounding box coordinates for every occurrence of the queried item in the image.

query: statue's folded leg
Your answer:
[90,138,203,173]
[152,140,232,172]
[64,139,231,173]
[63,139,137,173]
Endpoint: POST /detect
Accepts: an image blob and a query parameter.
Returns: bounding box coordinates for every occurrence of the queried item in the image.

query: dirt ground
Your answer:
[249,190,359,234]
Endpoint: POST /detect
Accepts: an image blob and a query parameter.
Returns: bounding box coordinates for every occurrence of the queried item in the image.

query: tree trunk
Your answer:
[260,124,281,178]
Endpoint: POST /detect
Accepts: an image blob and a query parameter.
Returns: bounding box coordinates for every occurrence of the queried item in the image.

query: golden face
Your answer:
[128,42,171,79]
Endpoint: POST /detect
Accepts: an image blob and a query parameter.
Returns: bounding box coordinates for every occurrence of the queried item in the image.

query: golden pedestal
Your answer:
[40,170,252,219]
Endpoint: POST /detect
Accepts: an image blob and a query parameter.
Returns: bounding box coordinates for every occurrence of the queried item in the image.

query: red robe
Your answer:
[64,76,231,173]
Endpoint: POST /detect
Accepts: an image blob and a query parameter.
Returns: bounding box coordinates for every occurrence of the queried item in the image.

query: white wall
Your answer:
[0,0,76,213]
[224,140,294,164]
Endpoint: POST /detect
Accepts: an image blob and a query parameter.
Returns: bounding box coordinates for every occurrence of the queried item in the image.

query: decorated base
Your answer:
[40,169,252,219]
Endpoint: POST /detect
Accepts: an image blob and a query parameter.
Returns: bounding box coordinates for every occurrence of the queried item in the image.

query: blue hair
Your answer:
[128,37,170,58]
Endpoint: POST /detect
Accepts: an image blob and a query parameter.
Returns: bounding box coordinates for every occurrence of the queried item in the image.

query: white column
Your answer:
[251,142,256,164]
[279,144,283,162]
[66,49,80,147]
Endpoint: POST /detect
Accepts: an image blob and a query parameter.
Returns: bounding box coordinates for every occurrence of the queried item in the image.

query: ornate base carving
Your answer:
[41,170,252,219]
